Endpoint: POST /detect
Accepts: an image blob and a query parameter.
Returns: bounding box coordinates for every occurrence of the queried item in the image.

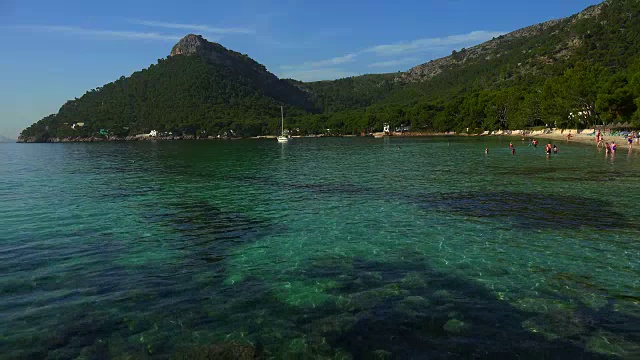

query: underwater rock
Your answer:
[371,349,393,359]
[344,283,409,312]
[400,272,427,289]
[586,330,640,358]
[521,309,586,340]
[172,340,263,359]
[308,314,358,336]
[432,289,452,300]
[443,319,470,335]
[395,296,431,317]
[512,297,577,314]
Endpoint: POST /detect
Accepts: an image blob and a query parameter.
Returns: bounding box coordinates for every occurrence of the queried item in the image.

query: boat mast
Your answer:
[281,106,284,136]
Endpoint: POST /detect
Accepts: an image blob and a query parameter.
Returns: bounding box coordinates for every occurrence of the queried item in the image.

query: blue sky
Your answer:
[0,0,601,138]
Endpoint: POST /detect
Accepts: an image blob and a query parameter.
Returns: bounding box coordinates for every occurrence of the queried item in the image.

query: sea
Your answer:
[1,137,639,359]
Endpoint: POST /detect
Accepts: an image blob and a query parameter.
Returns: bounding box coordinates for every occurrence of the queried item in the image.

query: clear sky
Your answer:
[0,0,601,138]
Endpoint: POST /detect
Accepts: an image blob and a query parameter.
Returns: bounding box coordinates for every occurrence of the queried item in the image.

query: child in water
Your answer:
[553,145,558,154]
[485,147,489,154]
[611,141,617,153]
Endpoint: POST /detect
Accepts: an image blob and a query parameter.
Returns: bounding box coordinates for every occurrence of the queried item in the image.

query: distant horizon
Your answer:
[0,133,18,141]
[0,0,601,138]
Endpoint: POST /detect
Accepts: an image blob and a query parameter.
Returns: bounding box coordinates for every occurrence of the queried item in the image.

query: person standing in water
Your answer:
[553,145,558,154]
[628,135,634,150]
[485,147,489,154]
[611,141,617,154]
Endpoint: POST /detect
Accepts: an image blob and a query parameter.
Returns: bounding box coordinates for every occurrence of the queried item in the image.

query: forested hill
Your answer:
[298,0,640,132]
[19,0,640,141]
[19,34,316,141]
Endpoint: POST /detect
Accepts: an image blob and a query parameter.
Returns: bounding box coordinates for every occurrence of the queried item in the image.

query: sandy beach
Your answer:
[514,129,640,152]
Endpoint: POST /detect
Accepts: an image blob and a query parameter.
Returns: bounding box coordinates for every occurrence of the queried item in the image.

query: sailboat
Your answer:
[277,106,289,143]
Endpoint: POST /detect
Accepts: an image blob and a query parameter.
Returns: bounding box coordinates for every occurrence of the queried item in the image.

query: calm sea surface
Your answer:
[1,137,639,359]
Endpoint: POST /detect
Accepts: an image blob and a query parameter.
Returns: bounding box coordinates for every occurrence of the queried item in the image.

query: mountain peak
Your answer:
[170,34,226,57]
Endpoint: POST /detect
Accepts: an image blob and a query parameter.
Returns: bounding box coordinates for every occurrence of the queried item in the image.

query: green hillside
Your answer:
[297,0,640,133]
[20,35,316,140]
[19,0,640,141]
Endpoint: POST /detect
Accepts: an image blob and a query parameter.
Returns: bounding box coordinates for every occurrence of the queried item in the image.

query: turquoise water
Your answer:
[1,137,639,359]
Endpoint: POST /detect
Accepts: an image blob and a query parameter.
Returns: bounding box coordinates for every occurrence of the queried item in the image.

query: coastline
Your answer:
[16,132,459,143]
[516,130,639,151]
[15,129,636,148]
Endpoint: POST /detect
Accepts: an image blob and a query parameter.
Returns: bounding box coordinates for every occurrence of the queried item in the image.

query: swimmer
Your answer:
[511,147,516,156]
[553,145,558,154]
[485,147,489,154]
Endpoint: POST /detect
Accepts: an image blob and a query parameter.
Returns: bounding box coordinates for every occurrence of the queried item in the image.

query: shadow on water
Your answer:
[415,191,636,231]
[142,199,276,264]
[238,174,636,232]
[255,257,639,359]
[9,213,638,359]
[3,198,278,359]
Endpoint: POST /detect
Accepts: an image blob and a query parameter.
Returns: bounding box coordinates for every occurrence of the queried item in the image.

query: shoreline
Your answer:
[15,129,637,148]
[16,132,460,143]
[517,131,639,151]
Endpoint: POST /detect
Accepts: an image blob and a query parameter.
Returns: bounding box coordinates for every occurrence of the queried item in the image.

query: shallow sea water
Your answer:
[1,137,639,359]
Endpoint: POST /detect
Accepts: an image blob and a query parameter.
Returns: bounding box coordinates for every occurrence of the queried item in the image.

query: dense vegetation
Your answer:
[21,53,315,139]
[20,0,640,140]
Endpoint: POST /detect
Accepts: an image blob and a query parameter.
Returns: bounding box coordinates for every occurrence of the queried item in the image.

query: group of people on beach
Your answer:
[484,129,639,157]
